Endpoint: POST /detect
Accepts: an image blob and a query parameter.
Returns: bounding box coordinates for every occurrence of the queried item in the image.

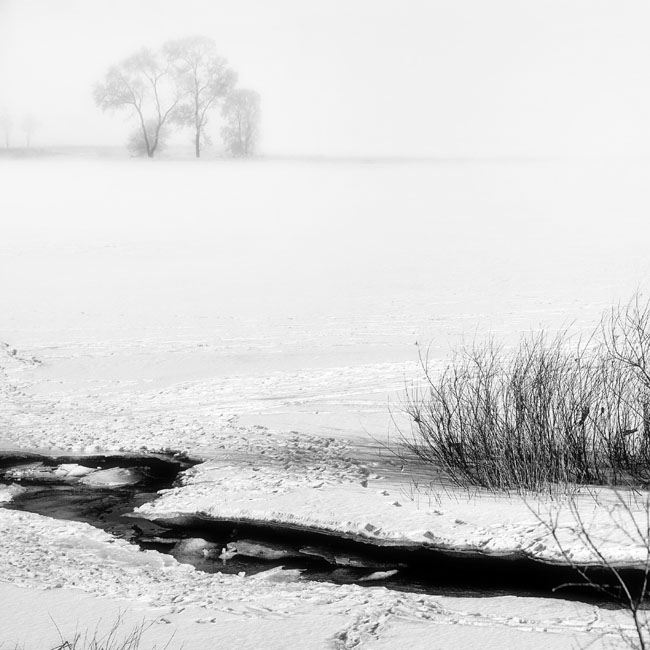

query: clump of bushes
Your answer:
[402,295,650,491]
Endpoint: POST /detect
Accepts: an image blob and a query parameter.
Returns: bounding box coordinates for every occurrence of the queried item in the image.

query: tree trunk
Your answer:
[195,128,201,158]
[149,131,159,158]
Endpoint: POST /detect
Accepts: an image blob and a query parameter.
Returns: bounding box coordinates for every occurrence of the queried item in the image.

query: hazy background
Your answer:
[2,0,650,157]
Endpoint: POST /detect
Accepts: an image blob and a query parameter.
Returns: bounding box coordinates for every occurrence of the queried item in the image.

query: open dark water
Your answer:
[0,451,635,606]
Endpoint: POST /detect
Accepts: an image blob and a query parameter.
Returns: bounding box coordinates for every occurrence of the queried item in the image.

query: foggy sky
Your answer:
[1,0,650,157]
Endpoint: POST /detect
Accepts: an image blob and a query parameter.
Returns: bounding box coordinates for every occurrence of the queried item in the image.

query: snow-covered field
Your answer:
[2,156,650,648]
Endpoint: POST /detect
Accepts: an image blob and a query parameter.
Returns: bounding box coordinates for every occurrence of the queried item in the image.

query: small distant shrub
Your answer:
[46,614,175,650]
[402,295,650,491]
[127,121,169,158]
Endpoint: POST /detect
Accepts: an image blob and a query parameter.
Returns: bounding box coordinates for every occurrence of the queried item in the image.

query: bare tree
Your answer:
[0,109,12,148]
[94,48,182,158]
[531,491,650,649]
[221,88,261,157]
[21,114,37,148]
[164,36,237,158]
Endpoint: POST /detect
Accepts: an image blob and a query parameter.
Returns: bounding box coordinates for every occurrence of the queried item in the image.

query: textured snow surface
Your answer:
[0,509,631,649]
[3,158,650,647]
[137,456,650,566]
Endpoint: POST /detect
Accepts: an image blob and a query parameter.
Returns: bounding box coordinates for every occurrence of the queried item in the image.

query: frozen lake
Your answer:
[2,157,649,441]
[3,157,649,342]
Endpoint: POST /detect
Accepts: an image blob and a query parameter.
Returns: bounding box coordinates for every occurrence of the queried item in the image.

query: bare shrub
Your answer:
[601,296,650,481]
[127,121,170,158]
[47,613,175,650]
[402,294,650,491]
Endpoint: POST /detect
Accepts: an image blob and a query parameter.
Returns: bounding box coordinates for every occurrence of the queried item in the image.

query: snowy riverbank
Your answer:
[3,158,650,648]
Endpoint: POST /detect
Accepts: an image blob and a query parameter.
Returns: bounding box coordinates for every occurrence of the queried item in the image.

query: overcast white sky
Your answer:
[1,0,650,156]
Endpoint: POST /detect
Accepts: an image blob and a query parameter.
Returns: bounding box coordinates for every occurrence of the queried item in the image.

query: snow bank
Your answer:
[0,507,630,650]
[136,458,650,568]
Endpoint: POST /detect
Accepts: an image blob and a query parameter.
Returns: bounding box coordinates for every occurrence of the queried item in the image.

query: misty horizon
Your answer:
[2,0,650,158]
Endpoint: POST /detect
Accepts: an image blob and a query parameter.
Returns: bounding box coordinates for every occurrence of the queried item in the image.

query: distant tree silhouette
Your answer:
[21,114,37,148]
[164,36,237,158]
[221,89,261,157]
[0,109,12,148]
[94,48,182,158]
[95,39,261,159]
